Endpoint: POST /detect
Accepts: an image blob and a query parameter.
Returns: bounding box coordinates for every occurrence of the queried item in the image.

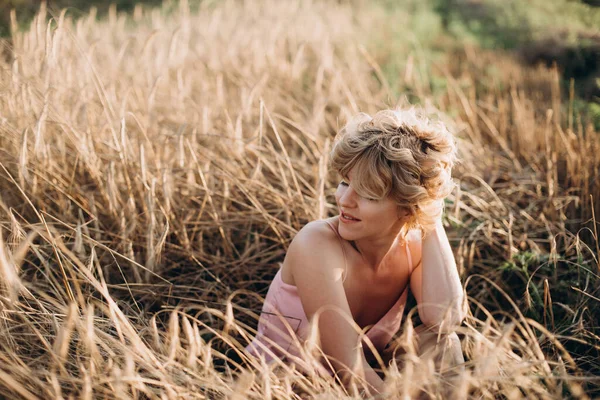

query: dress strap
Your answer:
[323,220,349,282]
[405,235,415,275]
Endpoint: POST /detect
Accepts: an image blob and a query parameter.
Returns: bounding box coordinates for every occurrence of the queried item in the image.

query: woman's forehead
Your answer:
[347,166,357,181]
[345,167,371,189]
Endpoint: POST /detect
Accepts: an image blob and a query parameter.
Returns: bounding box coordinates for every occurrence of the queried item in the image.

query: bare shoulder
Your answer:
[280,219,344,285]
[288,219,338,252]
[406,229,423,271]
[297,218,337,237]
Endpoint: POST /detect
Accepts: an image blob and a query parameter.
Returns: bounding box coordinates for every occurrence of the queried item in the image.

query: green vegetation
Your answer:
[436,0,600,127]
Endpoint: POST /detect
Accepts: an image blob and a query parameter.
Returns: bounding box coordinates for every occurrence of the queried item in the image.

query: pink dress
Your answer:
[245,219,414,376]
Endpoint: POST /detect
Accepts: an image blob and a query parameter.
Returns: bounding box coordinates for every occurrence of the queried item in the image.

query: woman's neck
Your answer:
[352,228,407,273]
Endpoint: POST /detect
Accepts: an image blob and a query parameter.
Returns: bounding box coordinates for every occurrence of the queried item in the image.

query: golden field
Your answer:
[0,0,599,398]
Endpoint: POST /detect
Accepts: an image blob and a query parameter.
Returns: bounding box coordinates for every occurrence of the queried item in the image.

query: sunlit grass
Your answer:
[0,0,598,398]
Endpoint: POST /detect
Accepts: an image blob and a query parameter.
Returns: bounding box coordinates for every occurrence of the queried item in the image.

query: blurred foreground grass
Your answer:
[0,0,599,398]
[0,0,163,36]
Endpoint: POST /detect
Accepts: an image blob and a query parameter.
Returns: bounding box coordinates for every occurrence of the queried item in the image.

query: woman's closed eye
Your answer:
[339,180,378,201]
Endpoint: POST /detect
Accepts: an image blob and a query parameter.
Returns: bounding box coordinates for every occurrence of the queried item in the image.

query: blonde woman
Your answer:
[246,109,466,397]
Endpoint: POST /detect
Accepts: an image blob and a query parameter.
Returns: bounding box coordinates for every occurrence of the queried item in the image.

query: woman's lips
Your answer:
[340,211,360,223]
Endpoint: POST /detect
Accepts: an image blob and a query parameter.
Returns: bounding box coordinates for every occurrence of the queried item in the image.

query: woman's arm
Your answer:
[409,219,465,332]
[287,221,386,395]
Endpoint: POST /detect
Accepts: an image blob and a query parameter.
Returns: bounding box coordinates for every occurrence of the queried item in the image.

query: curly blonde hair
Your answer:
[329,108,459,237]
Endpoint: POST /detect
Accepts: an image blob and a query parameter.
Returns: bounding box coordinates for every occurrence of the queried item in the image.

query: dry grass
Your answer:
[0,0,599,398]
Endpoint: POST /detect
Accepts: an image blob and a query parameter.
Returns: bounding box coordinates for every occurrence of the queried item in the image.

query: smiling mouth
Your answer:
[341,211,361,221]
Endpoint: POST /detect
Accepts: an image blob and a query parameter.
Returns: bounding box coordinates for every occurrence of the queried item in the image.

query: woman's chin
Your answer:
[338,225,360,240]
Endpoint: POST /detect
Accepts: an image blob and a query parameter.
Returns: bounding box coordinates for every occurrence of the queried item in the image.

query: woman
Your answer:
[245,108,466,396]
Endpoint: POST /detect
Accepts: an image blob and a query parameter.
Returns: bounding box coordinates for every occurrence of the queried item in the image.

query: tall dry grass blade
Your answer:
[0,230,24,302]
[591,194,599,272]
[51,302,77,376]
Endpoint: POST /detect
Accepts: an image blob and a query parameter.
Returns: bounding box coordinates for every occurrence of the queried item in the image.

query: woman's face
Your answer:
[334,167,409,241]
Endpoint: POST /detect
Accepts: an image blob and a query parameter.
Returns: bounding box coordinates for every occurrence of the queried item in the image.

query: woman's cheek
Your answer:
[334,189,342,203]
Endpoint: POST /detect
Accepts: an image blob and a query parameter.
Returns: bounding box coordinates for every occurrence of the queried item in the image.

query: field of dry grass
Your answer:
[0,0,599,398]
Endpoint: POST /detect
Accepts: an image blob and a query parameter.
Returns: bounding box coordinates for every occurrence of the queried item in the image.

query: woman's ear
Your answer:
[397,205,413,220]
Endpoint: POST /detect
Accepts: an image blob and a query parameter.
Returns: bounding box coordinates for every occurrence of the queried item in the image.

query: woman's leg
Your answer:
[378,325,465,398]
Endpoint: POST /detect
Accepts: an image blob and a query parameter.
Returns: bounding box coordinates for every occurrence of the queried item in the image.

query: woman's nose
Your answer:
[338,186,357,207]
